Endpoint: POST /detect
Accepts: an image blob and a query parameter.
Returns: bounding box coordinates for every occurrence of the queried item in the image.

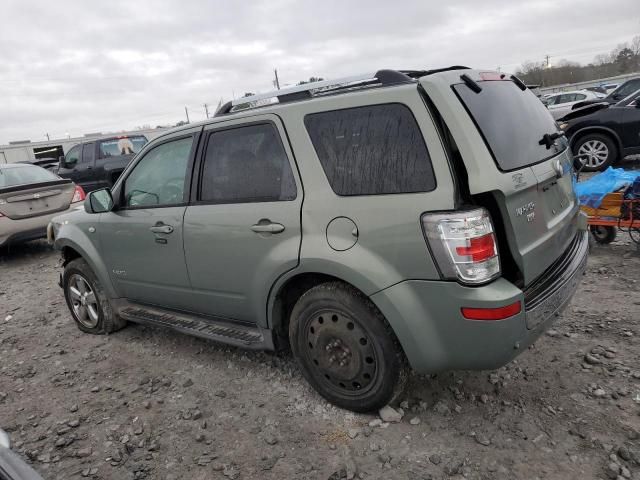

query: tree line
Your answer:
[515,35,640,87]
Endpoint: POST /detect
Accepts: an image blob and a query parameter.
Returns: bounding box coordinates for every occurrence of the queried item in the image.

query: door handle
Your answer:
[150,223,174,234]
[250,222,285,234]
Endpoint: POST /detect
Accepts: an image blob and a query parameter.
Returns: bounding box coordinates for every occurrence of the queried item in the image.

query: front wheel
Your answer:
[573,134,618,172]
[63,258,126,334]
[289,282,406,412]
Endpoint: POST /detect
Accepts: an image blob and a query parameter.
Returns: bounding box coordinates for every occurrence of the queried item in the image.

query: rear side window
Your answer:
[305,104,436,196]
[200,123,297,204]
[454,81,567,171]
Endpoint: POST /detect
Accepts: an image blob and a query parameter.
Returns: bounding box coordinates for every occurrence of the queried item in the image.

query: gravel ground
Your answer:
[0,238,639,480]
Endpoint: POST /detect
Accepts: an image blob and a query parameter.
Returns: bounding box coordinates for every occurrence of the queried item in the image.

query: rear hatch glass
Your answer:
[453,80,568,171]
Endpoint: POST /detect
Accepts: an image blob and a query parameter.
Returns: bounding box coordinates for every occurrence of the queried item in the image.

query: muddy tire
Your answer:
[62,258,126,334]
[289,281,407,412]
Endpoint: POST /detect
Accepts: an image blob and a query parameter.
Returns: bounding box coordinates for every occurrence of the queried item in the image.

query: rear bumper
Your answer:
[0,204,81,248]
[370,230,588,374]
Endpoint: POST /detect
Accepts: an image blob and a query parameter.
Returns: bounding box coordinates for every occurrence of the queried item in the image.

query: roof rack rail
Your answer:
[215,69,416,116]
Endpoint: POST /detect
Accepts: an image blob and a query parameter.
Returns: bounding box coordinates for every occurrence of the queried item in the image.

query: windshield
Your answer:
[608,79,640,100]
[99,136,147,159]
[0,164,59,188]
[453,80,568,171]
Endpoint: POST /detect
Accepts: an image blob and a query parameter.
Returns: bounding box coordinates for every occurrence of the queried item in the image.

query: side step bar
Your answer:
[113,300,274,350]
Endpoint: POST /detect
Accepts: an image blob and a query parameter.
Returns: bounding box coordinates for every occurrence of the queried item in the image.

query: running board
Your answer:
[113,300,273,350]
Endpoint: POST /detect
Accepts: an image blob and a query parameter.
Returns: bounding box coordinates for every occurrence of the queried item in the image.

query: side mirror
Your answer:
[84,188,114,214]
[58,155,67,169]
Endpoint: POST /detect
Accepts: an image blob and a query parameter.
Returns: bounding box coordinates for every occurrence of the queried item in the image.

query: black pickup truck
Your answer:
[57,135,147,192]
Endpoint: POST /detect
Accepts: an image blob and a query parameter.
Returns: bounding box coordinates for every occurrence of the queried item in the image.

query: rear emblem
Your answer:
[515,202,536,223]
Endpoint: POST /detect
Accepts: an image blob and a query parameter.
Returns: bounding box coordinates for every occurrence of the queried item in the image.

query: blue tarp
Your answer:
[575,167,640,209]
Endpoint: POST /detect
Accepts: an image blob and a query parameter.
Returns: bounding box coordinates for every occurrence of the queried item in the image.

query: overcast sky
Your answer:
[1,0,638,144]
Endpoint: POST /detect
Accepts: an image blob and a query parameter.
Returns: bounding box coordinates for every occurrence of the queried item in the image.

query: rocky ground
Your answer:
[0,236,639,480]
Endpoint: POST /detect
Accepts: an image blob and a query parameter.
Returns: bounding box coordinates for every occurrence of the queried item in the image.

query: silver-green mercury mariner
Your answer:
[49,67,589,412]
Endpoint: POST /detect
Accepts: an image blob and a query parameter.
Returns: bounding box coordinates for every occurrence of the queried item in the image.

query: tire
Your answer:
[62,258,126,334]
[573,133,618,172]
[289,282,407,412]
[589,225,617,244]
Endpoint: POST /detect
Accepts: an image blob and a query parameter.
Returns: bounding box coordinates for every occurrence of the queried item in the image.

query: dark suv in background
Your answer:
[57,135,147,192]
[560,88,640,171]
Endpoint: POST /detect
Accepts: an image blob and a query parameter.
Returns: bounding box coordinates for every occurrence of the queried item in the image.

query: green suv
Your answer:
[50,68,589,412]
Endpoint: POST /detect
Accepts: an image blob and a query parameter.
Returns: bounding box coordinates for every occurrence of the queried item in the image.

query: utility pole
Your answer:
[46,133,50,141]
[545,54,550,68]
[203,103,209,119]
[274,69,281,90]
[184,106,190,124]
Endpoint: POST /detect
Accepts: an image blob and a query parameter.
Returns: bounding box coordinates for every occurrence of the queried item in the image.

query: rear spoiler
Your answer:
[0,178,73,195]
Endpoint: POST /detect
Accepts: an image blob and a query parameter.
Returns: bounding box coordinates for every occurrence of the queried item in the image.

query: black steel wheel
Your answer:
[289,282,406,412]
[589,225,617,244]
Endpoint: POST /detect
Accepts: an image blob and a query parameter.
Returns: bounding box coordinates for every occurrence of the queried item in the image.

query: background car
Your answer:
[0,163,85,247]
[572,77,640,110]
[559,88,640,171]
[543,90,603,119]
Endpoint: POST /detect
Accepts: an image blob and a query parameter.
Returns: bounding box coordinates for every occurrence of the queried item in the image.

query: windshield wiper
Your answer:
[538,131,565,149]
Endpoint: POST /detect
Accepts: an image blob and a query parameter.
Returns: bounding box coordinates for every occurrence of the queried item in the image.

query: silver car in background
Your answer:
[543,90,604,119]
[0,163,85,248]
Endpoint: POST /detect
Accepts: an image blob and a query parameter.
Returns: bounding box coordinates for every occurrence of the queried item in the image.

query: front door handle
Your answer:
[250,222,285,234]
[150,223,174,234]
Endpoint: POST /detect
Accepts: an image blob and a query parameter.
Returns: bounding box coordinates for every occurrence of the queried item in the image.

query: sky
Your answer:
[1,0,639,145]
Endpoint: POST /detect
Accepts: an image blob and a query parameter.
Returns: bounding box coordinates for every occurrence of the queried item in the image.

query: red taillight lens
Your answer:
[71,185,86,203]
[455,233,497,262]
[461,301,522,321]
[422,208,500,284]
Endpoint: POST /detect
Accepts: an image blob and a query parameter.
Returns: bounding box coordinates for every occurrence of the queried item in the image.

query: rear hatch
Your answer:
[0,164,75,219]
[421,71,580,287]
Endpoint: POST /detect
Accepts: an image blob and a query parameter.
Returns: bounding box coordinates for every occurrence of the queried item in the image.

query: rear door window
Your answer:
[81,143,95,164]
[454,80,567,171]
[304,104,436,196]
[199,123,297,203]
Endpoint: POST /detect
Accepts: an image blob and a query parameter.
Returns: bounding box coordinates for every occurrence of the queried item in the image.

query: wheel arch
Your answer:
[267,268,403,352]
[569,126,623,159]
[55,236,119,298]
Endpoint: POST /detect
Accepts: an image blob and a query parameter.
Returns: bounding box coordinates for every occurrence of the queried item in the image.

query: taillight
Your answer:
[71,185,86,203]
[422,208,500,284]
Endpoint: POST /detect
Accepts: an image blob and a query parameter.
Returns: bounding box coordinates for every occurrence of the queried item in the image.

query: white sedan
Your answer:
[543,90,604,119]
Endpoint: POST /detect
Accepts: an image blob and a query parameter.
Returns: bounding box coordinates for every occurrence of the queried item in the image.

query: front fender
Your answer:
[54,223,119,299]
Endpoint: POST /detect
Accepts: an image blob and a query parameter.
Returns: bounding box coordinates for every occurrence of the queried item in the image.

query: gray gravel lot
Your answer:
[0,239,639,480]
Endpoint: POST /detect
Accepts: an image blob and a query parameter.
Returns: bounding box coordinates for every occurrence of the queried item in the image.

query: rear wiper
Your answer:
[538,131,565,149]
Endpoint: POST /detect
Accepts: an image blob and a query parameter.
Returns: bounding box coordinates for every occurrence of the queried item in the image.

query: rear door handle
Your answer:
[150,224,174,234]
[250,222,285,234]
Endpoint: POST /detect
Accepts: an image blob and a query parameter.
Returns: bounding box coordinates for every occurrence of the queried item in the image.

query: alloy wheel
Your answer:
[67,274,100,328]
[577,140,609,169]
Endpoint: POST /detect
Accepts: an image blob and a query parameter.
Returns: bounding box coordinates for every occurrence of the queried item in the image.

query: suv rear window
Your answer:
[99,136,147,159]
[305,104,436,196]
[454,81,567,171]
